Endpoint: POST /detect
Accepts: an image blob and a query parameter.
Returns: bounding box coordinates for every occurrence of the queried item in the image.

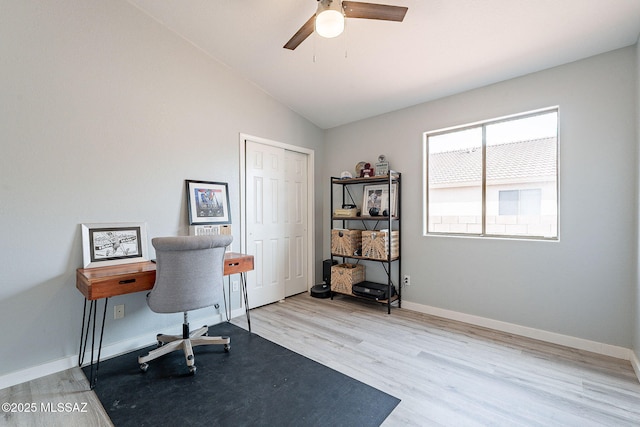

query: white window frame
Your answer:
[422,107,559,240]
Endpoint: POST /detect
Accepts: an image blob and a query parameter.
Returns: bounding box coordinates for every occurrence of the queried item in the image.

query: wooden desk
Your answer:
[76,252,254,388]
[76,252,254,299]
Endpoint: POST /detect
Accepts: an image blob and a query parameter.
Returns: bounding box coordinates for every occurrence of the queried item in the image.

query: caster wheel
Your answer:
[140,363,148,373]
[189,365,197,375]
[224,344,230,353]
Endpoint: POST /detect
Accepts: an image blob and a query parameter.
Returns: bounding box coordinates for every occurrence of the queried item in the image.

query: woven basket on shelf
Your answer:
[331,229,362,257]
[330,263,365,294]
[361,230,399,260]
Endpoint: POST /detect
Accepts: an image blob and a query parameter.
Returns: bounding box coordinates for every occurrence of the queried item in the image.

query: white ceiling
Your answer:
[127,0,640,129]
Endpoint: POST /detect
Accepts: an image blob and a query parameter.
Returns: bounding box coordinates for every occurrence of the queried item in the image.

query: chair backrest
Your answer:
[147,235,233,314]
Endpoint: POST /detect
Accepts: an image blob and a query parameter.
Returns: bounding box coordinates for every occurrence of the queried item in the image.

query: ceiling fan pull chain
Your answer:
[344,18,348,59]
[313,31,317,63]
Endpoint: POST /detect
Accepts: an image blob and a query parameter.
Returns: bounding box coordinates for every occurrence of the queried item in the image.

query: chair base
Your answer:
[138,324,230,374]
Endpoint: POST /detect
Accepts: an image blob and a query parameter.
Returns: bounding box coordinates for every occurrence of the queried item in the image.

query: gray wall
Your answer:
[325,47,638,349]
[0,0,323,379]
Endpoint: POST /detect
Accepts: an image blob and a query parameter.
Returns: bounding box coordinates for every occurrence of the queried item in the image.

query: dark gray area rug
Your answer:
[84,322,400,426]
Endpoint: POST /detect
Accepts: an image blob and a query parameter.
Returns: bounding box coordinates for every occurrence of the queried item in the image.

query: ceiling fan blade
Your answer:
[284,14,316,50]
[342,1,408,21]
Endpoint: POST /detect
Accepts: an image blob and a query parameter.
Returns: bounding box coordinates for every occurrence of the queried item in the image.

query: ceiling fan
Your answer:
[284,0,408,50]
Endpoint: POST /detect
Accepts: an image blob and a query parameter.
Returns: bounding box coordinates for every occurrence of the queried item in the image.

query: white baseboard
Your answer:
[631,350,640,384]
[0,356,78,392]
[0,308,246,390]
[402,301,633,362]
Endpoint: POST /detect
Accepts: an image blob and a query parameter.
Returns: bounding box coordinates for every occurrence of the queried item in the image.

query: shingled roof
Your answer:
[429,137,557,186]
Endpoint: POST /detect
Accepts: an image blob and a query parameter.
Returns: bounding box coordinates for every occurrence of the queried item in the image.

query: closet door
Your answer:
[284,150,308,297]
[245,140,286,308]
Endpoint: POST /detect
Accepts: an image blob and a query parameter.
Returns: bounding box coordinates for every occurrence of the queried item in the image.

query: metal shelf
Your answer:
[330,171,401,314]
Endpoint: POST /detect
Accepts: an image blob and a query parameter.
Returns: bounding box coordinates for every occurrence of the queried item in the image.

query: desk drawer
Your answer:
[77,269,156,300]
[224,255,254,276]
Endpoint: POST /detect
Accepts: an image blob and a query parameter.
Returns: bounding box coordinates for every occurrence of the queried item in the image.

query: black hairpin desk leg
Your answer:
[78,297,108,389]
[240,272,251,332]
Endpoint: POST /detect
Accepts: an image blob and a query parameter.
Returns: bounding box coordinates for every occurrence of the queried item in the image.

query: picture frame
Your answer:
[81,222,149,268]
[186,180,232,225]
[362,183,398,217]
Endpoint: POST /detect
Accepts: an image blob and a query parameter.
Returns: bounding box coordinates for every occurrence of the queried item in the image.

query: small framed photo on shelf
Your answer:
[81,222,149,268]
[186,180,231,225]
[362,183,398,217]
[375,154,389,176]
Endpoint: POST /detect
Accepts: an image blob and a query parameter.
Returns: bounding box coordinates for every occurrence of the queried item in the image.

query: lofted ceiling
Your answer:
[127,0,640,129]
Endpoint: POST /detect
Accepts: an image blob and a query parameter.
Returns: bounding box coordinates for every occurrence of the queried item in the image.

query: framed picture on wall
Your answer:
[186,180,232,225]
[81,222,149,268]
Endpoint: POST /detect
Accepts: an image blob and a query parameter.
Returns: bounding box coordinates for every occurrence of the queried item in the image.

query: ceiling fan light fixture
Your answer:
[284,1,408,51]
[315,2,344,38]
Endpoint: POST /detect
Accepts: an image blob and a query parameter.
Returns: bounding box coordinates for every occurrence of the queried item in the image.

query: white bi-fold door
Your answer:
[243,138,311,309]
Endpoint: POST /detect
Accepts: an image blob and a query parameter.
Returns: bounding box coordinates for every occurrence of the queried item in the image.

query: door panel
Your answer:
[245,141,285,308]
[284,150,308,296]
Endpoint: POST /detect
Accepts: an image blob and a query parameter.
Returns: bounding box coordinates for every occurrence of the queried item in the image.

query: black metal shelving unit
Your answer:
[330,171,401,314]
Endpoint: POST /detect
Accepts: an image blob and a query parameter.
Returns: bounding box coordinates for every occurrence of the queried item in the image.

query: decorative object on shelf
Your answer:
[355,161,367,177]
[81,222,149,268]
[334,207,359,217]
[340,170,353,179]
[362,183,398,217]
[375,154,389,176]
[186,180,232,225]
[360,163,374,178]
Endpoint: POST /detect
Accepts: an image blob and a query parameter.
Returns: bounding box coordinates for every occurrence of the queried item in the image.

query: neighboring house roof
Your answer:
[429,137,557,186]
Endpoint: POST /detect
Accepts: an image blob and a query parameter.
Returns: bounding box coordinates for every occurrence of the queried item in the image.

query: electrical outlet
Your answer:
[232,281,239,292]
[114,304,125,319]
[403,275,411,286]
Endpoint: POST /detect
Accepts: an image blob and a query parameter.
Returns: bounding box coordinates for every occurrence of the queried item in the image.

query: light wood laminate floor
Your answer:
[2,293,639,426]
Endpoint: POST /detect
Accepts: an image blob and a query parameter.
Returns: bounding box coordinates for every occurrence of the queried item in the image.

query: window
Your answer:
[424,108,558,239]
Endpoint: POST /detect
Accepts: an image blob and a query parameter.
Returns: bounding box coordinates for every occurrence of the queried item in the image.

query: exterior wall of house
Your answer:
[429,180,557,237]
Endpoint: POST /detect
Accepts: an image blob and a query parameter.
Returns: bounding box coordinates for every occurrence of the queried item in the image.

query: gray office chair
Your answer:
[138,234,233,375]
